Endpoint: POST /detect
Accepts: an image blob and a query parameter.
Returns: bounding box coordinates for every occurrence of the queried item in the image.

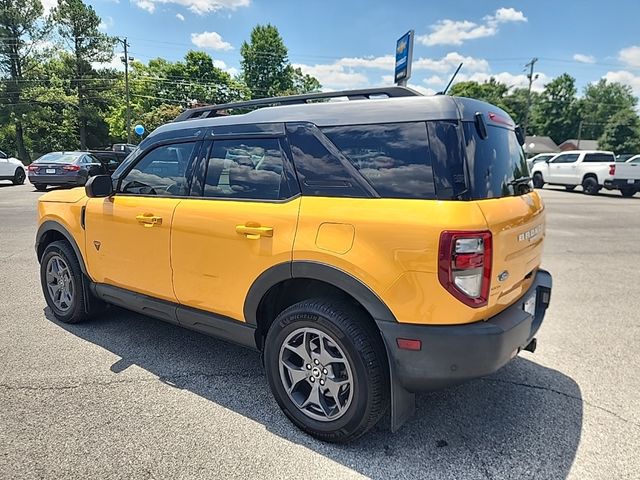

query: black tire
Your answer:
[582,176,600,195]
[533,173,544,189]
[264,298,389,443]
[620,188,637,198]
[12,167,25,185]
[565,185,576,191]
[40,240,88,324]
[34,184,47,191]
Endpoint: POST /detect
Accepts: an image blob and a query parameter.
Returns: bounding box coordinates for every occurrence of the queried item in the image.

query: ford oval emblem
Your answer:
[498,271,509,282]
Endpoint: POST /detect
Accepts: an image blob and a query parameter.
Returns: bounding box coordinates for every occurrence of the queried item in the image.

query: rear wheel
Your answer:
[620,188,637,197]
[34,184,47,191]
[582,177,600,195]
[12,168,25,185]
[264,298,389,443]
[533,173,544,189]
[40,241,88,324]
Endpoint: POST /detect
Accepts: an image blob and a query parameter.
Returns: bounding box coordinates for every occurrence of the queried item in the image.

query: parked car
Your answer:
[0,150,26,185]
[615,153,635,163]
[605,161,640,196]
[28,151,108,191]
[88,149,130,174]
[526,153,556,171]
[531,150,640,196]
[35,87,552,442]
[624,154,640,164]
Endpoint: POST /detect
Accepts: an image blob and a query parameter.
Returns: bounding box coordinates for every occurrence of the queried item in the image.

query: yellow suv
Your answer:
[35,87,552,442]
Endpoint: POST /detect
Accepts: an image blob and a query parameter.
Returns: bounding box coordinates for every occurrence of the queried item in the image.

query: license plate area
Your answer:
[523,291,537,316]
[46,168,56,174]
[627,179,635,184]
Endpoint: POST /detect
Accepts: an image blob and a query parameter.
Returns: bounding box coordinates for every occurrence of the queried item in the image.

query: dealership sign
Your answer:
[395,30,414,85]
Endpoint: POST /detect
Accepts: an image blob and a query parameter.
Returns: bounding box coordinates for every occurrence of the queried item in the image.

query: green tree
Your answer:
[503,87,540,129]
[598,109,640,154]
[0,0,49,161]
[53,0,115,148]
[531,74,580,144]
[579,79,638,140]
[240,24,294,98]
[450,79,516,118]
[287,66,321,94]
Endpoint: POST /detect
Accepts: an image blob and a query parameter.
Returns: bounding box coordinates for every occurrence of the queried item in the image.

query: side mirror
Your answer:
[515,125,525,146]
[85,175,114,198]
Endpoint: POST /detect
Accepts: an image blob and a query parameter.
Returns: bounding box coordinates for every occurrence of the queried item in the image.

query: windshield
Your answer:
[462,122,530,199]
[35,152,84,164]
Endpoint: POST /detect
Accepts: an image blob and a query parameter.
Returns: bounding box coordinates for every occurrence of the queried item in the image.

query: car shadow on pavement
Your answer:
[49,306,583,480]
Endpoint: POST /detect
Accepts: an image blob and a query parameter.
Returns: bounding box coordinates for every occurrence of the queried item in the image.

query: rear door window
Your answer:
[551,153,579,163]
[583,153,615,163]
[321,122,437,200]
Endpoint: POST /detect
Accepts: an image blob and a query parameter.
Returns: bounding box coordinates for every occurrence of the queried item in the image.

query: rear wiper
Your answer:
[508,176,532,186]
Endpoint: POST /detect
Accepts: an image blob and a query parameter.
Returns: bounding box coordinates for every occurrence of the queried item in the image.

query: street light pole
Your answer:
[523,57,539,139]
[116,37,132,144]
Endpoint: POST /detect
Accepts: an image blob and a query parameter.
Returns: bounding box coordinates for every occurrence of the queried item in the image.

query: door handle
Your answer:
[236,224,273,239]
[136,214,162,227]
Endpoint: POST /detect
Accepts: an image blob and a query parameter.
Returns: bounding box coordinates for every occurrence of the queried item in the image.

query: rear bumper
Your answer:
[604,179,640,190]
[28,173,85,186]
[379,269,552,392]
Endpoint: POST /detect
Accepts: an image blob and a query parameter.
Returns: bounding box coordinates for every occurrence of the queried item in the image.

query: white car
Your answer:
[526,153,556,171]
[0,150,26,185]
[531,150,640,197]
[624,154,640,164]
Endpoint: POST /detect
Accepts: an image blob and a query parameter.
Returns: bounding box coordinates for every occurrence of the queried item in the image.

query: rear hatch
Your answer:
[460,114,545,311]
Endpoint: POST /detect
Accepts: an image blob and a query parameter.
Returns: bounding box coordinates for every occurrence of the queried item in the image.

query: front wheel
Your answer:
[582,177,600,195]
[620,188,637,197]
[12,168,25,185]
[532,173,544,189]
[40,241,88,324]
[264,298,389,443]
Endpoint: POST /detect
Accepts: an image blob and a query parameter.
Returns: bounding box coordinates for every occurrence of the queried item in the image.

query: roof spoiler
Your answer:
[173,86,422,122]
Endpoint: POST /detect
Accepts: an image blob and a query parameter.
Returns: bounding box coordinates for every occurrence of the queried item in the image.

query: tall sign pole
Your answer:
[116,37,132,144]
[394,30,414,86]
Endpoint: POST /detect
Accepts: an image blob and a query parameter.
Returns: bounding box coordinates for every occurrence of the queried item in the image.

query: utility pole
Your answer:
[522,57,539,139]
[116,37,132,144]
[577,120,583,149]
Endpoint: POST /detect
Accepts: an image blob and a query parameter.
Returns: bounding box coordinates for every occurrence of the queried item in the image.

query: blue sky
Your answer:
[63,0,640,98]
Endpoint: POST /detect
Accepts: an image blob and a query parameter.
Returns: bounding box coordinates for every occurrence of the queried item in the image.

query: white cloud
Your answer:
[191,31,233,50]
[134,0,249,15]
[99,16,114,31]
[293,62,369,90]
[41,0,57,13]
[573,53,596,64]
[92,55,125,72]
[619,46,640,68]
[424,75,444,85]
[407,84,437,96]
[381,74,394,84]
[211,59,239,76]
[604,70,640,97]
[417,7,526,46]
[338,55,395,70]
[176,13,185,21]
[413,52,489,73]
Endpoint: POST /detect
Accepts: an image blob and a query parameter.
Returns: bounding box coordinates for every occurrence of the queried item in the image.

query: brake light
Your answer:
[63,165,80,171]
[438,231,492,308]
[28,165,38,171]
[609,164,616,175]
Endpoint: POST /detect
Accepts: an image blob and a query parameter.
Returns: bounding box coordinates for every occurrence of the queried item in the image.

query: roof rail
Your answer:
[173,86,422,122]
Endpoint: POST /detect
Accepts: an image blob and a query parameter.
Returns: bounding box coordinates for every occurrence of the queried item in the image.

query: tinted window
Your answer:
[427,120,468,199]
[630,158,640,164]
[120,142,197,196]
[204,138,289,200]
[584,153,615,163]
[286,123,369,197]
[36,152,84,164]
[552,154,579,164]
[462,123,529,199]
[322,122,436,200]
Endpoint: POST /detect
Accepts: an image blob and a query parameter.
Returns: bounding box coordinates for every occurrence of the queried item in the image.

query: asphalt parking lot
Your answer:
[0,183,638,480]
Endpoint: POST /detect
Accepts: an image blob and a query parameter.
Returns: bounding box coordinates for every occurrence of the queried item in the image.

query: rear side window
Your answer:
[204,138,291,200]
[321,122,437,200]
[427,121,468,199]
[552,153,579,164]
[462,123,529,199]
[584,153,615,163]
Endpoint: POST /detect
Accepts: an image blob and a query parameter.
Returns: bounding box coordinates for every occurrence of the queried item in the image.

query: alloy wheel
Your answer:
[45,254,75,312]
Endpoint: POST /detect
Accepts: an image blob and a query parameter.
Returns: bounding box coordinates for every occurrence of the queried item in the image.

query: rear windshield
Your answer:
[583,153,615,163]
[462,122,529,199]
[36,152,84,164]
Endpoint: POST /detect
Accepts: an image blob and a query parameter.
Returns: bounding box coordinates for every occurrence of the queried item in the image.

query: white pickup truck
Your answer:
[531,150,640,197]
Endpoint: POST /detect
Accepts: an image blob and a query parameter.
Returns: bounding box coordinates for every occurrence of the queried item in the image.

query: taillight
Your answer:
[438,231,492,308]
[609,164,616,175]
[63,165,80,171]
[28,165,38,171]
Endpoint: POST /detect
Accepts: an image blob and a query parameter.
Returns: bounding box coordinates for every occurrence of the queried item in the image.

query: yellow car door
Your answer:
[84,141,200,302]
[171,131,300,322]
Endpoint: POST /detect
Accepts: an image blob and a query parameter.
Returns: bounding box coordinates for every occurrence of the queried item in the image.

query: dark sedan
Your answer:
[28,152,108,191]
